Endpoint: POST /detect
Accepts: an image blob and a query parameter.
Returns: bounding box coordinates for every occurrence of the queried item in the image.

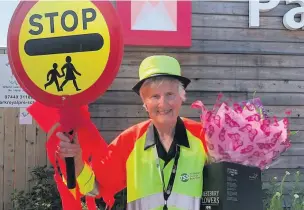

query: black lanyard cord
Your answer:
[155,144,181,210]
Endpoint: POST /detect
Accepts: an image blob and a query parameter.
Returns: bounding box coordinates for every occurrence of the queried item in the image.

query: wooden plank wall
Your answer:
[89,0,304,205]
[0,47,48,210]
[0,0,304,209]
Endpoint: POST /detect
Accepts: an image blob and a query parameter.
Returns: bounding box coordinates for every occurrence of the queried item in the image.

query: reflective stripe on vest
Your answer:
[127,192,201,210]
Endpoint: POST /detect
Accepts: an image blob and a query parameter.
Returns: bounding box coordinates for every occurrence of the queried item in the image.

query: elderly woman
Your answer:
[57,55,208,210]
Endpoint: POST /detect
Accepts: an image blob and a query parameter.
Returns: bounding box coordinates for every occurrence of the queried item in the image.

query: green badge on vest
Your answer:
[180,173,190,182]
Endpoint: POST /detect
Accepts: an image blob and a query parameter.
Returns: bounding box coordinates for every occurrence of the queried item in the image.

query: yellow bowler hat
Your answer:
[132,55,191,95]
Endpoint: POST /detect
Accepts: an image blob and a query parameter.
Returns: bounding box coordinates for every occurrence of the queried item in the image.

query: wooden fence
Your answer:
[0,107,48,210]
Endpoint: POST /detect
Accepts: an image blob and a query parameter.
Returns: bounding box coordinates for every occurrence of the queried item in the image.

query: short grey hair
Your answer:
[139,76,186,102]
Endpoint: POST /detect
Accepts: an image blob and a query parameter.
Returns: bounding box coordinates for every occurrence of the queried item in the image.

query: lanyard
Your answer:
[154,144,181,210]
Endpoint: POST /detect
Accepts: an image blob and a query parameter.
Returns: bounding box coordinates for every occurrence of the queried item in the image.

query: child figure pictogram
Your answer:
[44,63,64,91]
[60,56,82,91]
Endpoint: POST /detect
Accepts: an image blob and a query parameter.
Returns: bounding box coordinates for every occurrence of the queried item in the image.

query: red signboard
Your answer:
[116,0,192,47]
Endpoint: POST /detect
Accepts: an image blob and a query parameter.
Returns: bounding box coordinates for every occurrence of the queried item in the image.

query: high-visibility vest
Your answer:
[126,118,208,210]
[76,117,208,210]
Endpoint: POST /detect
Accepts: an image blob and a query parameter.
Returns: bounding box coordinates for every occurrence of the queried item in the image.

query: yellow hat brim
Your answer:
[132,74,191,95]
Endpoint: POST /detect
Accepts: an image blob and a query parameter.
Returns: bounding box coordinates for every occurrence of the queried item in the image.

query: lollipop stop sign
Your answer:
[7,0,124,189]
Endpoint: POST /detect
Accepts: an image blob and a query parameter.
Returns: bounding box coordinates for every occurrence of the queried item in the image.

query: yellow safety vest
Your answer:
[77,117,208,210]
[126,118,208,210]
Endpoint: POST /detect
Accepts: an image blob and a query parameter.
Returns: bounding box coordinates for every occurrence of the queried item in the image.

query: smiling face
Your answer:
[140,77,184,126]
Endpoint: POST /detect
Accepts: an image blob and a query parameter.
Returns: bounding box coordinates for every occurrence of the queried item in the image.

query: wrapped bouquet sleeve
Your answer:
[191,94,292,170]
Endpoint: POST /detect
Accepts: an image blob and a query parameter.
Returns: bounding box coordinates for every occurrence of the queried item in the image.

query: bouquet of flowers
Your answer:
[191,93,292,170]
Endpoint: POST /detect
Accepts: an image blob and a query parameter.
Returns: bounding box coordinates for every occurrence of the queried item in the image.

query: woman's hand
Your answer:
[57,132,81,157]
[56,131,84,176]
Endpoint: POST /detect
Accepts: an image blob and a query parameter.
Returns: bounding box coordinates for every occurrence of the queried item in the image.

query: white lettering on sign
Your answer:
[249,0,280,27]
[203,191,219,197]
[201,196,220,205]
[283,0,304,30]
[249,0,304,30]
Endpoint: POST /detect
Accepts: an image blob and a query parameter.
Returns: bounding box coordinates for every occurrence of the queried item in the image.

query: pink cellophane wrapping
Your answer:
[191,95,291,170]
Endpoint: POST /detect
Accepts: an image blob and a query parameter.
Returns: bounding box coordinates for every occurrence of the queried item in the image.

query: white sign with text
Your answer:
[19,107,32,124]
[0,54,35,107]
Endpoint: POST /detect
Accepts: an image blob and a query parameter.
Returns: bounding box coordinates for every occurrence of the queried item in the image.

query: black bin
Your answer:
[201,161,263,210]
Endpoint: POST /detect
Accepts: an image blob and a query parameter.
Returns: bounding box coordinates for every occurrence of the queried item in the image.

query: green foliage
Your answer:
[11,166,62,210]
[263,171,304,210]
[11,166,127,210]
